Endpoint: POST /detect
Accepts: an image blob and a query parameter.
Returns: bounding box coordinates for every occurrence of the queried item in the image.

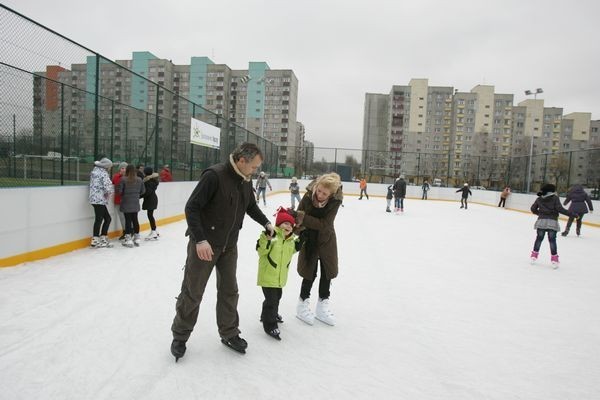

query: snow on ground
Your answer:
[1,193,599,400]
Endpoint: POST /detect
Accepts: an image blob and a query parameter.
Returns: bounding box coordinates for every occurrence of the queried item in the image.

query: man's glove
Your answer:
[265,223,274,238]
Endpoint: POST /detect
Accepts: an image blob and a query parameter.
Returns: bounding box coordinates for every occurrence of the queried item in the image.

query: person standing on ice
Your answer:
[289,176,302,210]
[385,184,393,212]
[530,183,577,268]
[255,171,272,206]
[170,143,273,361]
[292,173,343,326]
[256,207,304,341]
[141,166,160,240]
[561,184,594,237]
[118,165,145,248]
[111,162,128,240]
[89,157,114,248]
[393,175,407,212]
[456,183,472,209]
[358,178,369,199]
[421,180,430,200]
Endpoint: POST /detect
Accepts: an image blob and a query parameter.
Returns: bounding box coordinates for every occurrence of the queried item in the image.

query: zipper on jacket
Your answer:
[223,181,241,249]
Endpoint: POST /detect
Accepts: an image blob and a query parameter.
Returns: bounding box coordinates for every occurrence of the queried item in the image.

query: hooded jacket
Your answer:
[89,166,114,205]
[531,192,573,220]
[142,173,160,210]
[296,180,343,280]
[256,228,301,288]
[563,185,594,215]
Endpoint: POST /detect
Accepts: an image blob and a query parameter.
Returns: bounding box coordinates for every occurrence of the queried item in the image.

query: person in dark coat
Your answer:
[456,183,472,209]
[385,184,393,212]
[562,184,594,237]
[118,165,146,247]
[530,183,577,268]
[392,175,407,212]
[421,180,430,200]
[293,173,343,326]
[170,143,273,361]
[142,167,160,240]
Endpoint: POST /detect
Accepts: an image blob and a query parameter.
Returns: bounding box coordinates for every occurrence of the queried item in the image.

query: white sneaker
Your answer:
[122,234,134,248]
[145,230,159,240]
[315,298,336,326]
[90,236,101,248]
[296,297,315,325]
[98,235,113,248]
[133,233,141,247]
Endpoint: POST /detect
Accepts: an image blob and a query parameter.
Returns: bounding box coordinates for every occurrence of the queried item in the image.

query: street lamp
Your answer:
[524,88,543,192]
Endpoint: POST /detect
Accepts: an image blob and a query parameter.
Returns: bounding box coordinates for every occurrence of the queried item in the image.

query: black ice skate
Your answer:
[171,339,186,362]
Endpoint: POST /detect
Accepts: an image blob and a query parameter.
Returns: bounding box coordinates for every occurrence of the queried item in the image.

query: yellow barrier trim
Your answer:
[0,214,186,268]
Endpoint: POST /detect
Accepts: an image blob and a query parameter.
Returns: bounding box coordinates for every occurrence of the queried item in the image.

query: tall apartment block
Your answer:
[363,78,598,189]
[32,52,301,171]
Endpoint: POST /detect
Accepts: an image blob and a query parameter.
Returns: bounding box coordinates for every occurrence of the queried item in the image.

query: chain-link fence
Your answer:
[1,4,599,197]
[287,146,600,197]
[0,4,278,187]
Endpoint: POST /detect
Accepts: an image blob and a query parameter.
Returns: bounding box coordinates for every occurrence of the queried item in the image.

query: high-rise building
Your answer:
[32,52,302,171]
[363,79,597,188]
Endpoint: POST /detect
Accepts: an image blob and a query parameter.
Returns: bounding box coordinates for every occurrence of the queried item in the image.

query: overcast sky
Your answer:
[4,0,600,148]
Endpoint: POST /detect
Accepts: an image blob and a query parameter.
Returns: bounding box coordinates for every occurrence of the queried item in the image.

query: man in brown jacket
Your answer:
[170,143,273,360]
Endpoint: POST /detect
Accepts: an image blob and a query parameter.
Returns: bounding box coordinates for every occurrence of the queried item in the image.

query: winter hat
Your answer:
[400,174,405,179]
[291,176,297,182]
[118,162,128,170]
[144,166,154,176]
[274,207,295,227]
[94,157,112,169]
[260,171,265,177]
[537,183,556,196]
[464,183,468,186]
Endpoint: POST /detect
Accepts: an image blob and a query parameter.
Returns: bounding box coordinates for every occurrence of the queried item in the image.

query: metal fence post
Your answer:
[154,84,160,168]
[110,100,114,161]
[12,114,16,178]
[60,83,64,185]
[94,55,100,160]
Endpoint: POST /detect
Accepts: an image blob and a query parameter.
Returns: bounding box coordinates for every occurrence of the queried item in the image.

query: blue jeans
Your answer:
[533,229,558,255]
[291,193,302,209]
[256,187,267,204]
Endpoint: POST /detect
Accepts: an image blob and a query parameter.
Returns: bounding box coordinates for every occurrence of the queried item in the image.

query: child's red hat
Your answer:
[275,207,295,226]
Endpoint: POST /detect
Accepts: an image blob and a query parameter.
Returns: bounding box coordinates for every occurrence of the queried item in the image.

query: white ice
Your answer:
[1,193,599,400]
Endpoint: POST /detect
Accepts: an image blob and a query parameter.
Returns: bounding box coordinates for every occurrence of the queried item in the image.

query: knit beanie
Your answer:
[275,207,295,226]
[118,162,128,170]
[94,157,112,169]
[144,166,154,176]
[537,183,556,196]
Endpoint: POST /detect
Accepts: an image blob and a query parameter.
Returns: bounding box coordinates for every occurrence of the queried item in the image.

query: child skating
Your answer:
[530,183,577,268]
[256,207,304,340]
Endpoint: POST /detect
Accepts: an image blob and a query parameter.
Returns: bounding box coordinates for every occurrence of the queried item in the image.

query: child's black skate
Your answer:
[265,327,281,341]
[170,339,186,362]
[260,314,283,323]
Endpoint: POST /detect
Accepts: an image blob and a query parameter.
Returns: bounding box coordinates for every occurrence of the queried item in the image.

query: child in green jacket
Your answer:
[257,207,304,340]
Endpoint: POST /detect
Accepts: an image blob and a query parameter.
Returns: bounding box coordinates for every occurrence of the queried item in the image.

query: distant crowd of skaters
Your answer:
[87,158,172,248]
[357,175,594,269]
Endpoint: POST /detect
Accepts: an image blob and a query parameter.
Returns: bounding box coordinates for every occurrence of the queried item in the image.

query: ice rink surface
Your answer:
[1,193,599,400]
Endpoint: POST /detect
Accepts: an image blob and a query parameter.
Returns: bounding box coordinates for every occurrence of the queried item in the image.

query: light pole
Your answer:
[524,88,543,193]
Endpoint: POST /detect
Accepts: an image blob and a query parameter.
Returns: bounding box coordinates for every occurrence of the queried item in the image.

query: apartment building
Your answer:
[363,79,598,188]
[32,52,302,171]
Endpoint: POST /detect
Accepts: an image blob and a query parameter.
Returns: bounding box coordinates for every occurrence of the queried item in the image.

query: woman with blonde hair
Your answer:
[292,173,343,326]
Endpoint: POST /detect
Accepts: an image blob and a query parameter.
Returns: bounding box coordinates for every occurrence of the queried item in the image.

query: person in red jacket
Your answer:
[160,165,173,182]
[111,162,128,240]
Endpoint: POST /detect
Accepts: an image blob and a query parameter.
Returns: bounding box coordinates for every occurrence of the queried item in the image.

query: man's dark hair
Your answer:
[231,142,263,162]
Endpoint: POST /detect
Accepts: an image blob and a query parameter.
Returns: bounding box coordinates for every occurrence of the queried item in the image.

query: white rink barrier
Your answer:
[1,178,597,267]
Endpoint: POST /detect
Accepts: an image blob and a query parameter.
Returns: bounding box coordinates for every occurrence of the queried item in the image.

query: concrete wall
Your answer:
[1,179,598,267]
